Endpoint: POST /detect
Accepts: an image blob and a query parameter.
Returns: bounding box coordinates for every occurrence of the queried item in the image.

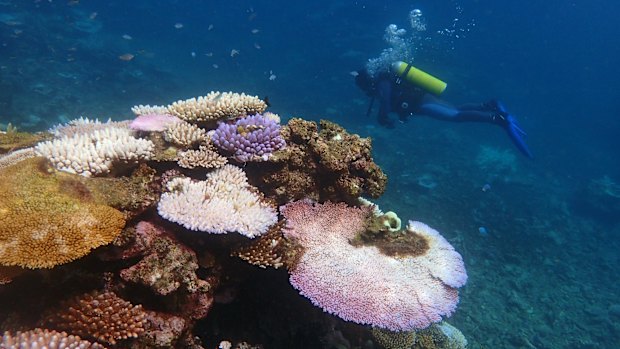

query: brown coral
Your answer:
[247,118,387,205]
[45,290,146,345]
[0,157,125,269]
[0,124,48,154]
[1,328,106,348]
[234,221,300,270]
[371,327,416,349]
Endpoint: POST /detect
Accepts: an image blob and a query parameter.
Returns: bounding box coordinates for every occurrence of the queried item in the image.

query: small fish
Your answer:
[482,183,491,192]
[253,43,261,49]
[89,12,98,20]
[268,70,276,81]
[205,52,213,57]
[212,64,219,69]
[174,23,184,29]
[478,227,488,236]
[191,51,196,58]
[208,24,214,31]
[118,53,134,61]
[230,49,239,57]
[251,29,259,34]
[121,34,132,40]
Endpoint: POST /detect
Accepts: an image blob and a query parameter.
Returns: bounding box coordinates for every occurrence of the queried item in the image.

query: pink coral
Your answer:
[280,200,467,331]
[129,113,181,132]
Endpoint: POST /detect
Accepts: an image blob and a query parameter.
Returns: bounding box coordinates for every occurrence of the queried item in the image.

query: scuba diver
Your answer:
[355,61,533,158]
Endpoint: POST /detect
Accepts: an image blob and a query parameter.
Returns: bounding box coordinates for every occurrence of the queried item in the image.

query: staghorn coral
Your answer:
[45,290,147,345]
[158,165,277,238]
[177,145,227,169]
[280,200,467,331]
[0,157,125,269]
[211,113,286,162]
[167,92,267,124]
[1,328,106,348]
[248,118,387,205]
[35,126,154,177]
[163,120,208,148]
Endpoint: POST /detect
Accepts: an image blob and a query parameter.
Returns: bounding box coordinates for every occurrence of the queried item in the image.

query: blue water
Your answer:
[1,0,619,348]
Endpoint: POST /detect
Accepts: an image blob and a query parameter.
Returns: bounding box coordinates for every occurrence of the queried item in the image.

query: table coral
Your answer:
[167,92,267,124]
[281,200,467,331]
[0,157,125,269]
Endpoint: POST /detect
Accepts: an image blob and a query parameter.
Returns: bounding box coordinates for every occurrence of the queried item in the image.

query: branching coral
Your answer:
[45,290,147,345]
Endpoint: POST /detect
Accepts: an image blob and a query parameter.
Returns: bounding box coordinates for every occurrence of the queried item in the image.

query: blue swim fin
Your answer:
[505,114,533,159]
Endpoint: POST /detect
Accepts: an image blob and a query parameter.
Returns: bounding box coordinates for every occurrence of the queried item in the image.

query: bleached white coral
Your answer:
[131,104,169,116]
[35,126,154,177]
[49,116,130,138]
[158,164,277,238]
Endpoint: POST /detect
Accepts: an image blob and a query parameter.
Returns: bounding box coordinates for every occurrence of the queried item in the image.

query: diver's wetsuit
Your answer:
[355,68,533,158]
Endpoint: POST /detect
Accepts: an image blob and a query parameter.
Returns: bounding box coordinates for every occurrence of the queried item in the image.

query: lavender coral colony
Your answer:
[0,90,468,348]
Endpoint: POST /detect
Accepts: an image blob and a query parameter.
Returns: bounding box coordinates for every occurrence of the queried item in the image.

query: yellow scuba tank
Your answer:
[391,61,447,95]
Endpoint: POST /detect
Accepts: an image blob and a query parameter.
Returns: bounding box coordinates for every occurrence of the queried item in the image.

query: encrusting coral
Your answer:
[1,328,106,348]
[0,157,126,269]
[248,118,387,205]
[44,290,147,345]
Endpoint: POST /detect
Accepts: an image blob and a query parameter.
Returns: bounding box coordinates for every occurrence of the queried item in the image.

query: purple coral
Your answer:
[211,114,285,162]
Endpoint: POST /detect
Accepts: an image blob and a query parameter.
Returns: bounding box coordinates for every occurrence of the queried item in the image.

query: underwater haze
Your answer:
[1,0,619,348]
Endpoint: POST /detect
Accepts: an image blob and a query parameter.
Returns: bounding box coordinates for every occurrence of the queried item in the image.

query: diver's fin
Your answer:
[505,114,533,159]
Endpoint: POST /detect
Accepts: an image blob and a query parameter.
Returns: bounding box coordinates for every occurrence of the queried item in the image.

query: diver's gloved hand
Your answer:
[492,100,534,159]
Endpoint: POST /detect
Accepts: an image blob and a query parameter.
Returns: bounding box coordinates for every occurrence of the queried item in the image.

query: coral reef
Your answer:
[0,92,469,348]
[211,113,286,162]
[0,157,125,269]
[281,200,467,331]
[248,118,387,204]
[44,290,147,345]
[158,165,277,238]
